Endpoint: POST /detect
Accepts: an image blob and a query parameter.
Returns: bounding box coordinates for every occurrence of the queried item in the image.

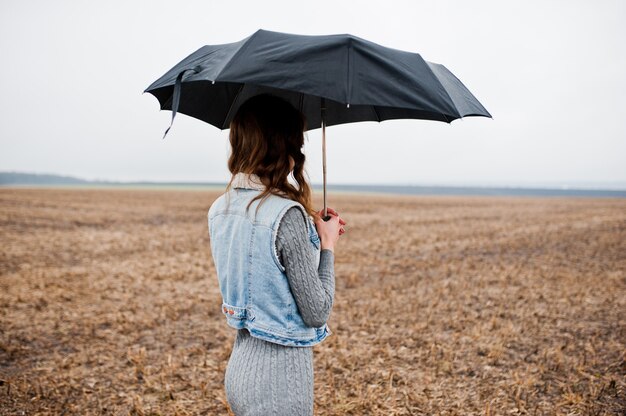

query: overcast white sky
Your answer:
[1,0,624,188]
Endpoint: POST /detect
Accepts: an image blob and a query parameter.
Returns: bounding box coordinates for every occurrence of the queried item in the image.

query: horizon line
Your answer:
[2,170,626,191]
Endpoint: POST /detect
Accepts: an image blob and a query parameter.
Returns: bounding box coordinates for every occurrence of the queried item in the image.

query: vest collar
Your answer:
[231,172,265,191]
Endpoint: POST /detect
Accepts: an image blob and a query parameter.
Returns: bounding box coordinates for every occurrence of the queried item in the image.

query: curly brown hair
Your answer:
[225,94,317,219]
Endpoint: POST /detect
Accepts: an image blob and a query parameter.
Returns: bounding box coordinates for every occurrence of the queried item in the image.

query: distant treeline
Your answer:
[2,171,625,198]
[0,171,90,185]
[0,172,222,187]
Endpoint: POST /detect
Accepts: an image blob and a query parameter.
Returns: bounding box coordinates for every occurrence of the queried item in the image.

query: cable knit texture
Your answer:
[224,207,335,415]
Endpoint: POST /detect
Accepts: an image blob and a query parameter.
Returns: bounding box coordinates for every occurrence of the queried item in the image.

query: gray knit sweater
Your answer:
[223,206,335,415]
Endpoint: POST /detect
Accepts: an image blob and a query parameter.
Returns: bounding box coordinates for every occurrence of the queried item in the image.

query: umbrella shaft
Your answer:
[321,98,329,221]
[322,119,327,218]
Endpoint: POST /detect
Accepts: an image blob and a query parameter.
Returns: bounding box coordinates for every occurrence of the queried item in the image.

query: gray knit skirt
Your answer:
[225,329,314,415]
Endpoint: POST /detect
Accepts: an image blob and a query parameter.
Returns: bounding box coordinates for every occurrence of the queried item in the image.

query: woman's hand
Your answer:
[314,207,347,252]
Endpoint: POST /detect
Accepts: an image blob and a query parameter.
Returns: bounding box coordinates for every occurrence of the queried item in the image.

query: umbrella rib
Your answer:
[346,38,353,105]
[423,62,457,123]
[298,93,304,114]
[214,32,257,81]
[372,106,381,122]
[222,84,246,128]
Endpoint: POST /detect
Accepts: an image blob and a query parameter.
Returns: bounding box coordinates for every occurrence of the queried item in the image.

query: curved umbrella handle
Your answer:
[163,66,201,139]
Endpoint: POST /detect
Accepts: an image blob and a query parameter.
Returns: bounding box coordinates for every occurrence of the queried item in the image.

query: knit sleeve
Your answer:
[275,206,335,328]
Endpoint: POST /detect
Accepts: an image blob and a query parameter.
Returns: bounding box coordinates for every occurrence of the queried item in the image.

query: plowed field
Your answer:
[1,188,624,415]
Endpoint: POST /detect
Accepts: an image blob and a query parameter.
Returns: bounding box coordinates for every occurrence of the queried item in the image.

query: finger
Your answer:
[317,209,338,219]
[319,215,338,225]
[338,218,347,225]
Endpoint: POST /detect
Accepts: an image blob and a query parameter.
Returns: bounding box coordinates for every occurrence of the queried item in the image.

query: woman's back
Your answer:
[209,175,331,346]
[208,94,345,415]
[222,204,335,415]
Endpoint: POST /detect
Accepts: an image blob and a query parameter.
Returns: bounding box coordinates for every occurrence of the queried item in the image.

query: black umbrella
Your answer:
[145,29,491,217]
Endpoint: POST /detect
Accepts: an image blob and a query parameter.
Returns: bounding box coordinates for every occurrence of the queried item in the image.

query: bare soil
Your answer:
[0,188,624,415]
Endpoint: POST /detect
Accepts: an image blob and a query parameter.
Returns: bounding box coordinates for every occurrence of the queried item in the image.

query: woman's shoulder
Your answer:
[208,192,226,214]
[281,205,309,230]
[256,193,306,223]
[276,206,310,254]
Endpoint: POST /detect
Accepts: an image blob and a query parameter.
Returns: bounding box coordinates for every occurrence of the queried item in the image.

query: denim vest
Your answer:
[207,173,331,347]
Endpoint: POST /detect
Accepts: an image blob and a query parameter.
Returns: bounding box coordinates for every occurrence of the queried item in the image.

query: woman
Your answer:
[208,94,347,415]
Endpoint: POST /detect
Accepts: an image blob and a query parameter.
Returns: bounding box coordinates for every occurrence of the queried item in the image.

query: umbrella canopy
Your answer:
[145,29,491,217]
[144,29,491,134]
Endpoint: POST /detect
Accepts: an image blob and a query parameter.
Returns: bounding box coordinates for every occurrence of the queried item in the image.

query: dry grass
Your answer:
[0,188,624,415]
